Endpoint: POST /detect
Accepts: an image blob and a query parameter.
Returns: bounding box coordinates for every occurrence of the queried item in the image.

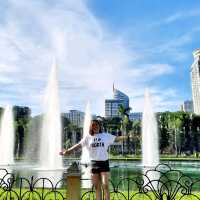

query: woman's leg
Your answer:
[91,173,102,200]
[101,172,110,200]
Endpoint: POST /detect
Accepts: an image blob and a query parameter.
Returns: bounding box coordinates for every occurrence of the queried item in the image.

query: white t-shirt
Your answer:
[80,132,116,161]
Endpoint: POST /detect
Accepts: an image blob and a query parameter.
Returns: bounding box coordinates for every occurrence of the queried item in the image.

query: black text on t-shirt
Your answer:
[91,137,105,147]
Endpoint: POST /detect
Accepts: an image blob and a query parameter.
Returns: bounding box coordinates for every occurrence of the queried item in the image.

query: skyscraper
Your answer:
[180,100,193,113]
[191,49,200,115]
[64,110,84,127]
[105,85,129,118]
[129,112,143,121]
[113,88,129,109]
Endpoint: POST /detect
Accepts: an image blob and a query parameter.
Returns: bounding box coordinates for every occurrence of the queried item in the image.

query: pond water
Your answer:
[110,160,200,191]
[1,160,200,190]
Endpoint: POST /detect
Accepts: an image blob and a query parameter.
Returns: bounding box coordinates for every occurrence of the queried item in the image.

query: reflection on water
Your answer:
[0,166,14,188]
[0,161,69,188]
[81,165,92,189]
[12,170,64,188]
[110,162,142,191]
[34,170,63,188]
[110,160,200,191]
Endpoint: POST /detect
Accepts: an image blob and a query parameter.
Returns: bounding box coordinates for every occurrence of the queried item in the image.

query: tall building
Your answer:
[180,100,193,113]
[191,49,200,114]
[113,88,129,109]
[64,110,84,127]
[129,112,143,121]
[105,99,124,118]
[105,85,129,118]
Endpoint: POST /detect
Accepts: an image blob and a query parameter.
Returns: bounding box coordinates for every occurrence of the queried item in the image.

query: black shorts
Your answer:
[91,160,110,174]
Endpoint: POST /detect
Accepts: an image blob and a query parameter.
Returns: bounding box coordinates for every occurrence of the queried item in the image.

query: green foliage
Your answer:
[157,111,200,156]
[106,110,200,157]
[118,105,132,133]
[12,106,31,158]
[3,103,200,158]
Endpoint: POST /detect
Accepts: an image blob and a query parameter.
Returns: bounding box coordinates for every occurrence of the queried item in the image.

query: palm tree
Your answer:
[118,105,132,154]
[118,105,131,118]
[118,105,132,132]
[131,120,141,155]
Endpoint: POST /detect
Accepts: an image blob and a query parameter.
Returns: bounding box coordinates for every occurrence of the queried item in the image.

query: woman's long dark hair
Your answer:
[89,119,102,136]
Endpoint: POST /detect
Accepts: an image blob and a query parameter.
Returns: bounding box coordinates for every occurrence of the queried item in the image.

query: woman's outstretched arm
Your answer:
[60,142,82,156]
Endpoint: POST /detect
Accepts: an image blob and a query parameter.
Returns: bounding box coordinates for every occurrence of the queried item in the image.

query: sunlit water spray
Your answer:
[81,102,92,188]
[0,105,15,166]
[39,60,62,170]
[142,89,160,188]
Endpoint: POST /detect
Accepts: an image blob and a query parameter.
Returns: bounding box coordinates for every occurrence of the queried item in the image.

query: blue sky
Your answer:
[0,0,199,115]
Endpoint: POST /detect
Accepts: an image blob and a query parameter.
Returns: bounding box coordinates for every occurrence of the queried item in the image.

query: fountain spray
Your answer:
[39,59,62,169]
[0,105,15,165]
[142,89,160,187]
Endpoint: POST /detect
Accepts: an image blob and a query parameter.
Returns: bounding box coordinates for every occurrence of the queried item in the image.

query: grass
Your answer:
[109,154,200,161]
[16,154,200,163]
[0,188,66,200]
[2,188,200,200]
[110,191,200,200]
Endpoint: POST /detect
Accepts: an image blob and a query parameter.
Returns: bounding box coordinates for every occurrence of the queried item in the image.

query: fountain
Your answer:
[0,105,15,166]
[142,89,160,186]
[39,59,63,169]
[81,102,92,188]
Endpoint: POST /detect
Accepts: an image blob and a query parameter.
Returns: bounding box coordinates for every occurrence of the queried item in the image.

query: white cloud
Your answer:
[144,29,200,62]
[127,63,174,81]
[150,9,200,27]
[0,0,179,115]
[164,10,200,24]
[164,13,183,24]
[131,87,182,113]
[144,9,200,61]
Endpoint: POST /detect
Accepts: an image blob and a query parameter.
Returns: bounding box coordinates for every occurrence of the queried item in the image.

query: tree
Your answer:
[118,105,132,154]
[131,120,141,155]
[158,112,170,154]
[13,106,31,158]
[190,114,200,155]
[118,105,132,132]
[166,112,186,156]
[97,115,121,133]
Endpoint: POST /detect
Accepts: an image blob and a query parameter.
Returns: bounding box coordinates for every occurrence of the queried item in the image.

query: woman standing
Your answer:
[60,119,125,200]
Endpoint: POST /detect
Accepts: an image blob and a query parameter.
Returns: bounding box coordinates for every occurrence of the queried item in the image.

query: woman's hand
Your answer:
[59,143,81,156]
[59,149,70,156]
